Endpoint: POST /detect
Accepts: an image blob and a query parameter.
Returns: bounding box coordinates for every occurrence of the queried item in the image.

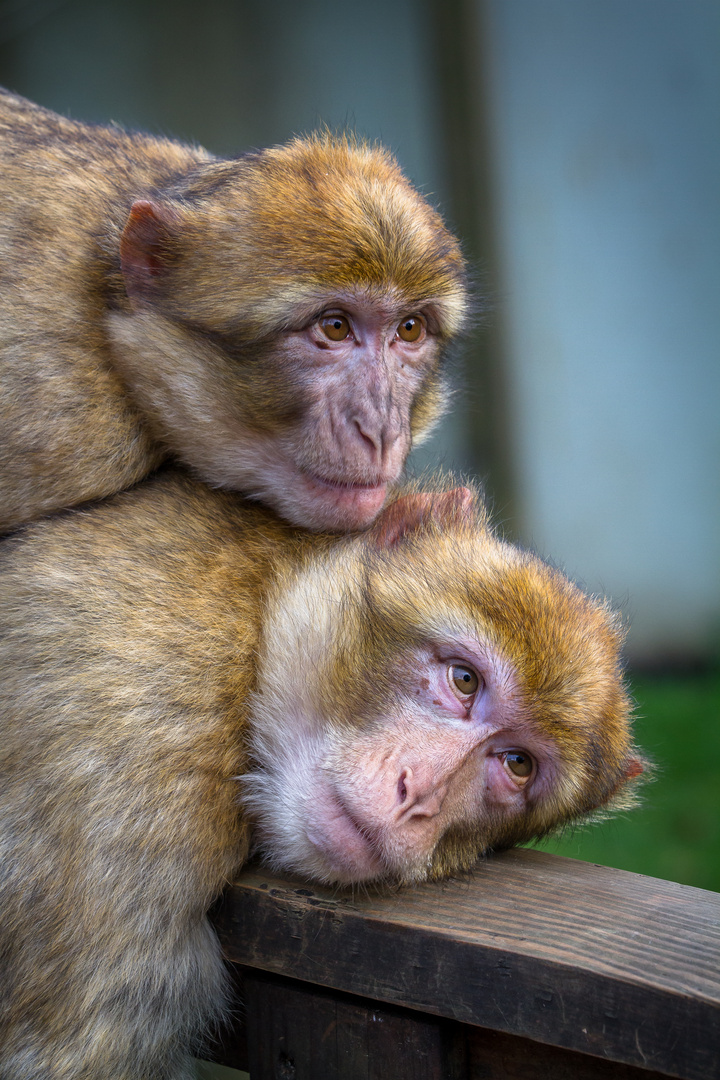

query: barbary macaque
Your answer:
[0,89,467,534]
[0,470,644,1079]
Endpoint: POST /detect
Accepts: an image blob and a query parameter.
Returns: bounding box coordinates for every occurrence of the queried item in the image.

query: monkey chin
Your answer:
[301,786,435,888]
[193,432,393,530]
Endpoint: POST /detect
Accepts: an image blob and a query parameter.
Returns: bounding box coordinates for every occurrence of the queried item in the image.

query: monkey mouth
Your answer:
[298,470,390,529]
[306,789,384,883]
[302,469,388,496]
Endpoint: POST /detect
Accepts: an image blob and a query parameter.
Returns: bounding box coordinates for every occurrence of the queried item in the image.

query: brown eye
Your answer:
[319,314,351,341]
[502,752,534,785]
[397,315,425,343]
[449,664,479,698]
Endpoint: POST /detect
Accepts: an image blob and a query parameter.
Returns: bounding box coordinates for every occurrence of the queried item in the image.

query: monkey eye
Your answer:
[448,663,480,699]
[319,314,351,341]
[396,315,426,343]
[501,751,534,786]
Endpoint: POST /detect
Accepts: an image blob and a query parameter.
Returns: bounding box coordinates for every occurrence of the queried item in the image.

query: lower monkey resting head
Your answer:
[244,484,644,885]
[0,471,645,1076]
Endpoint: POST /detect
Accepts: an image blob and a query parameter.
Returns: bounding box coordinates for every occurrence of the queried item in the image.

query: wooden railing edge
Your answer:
[209,848,720,1079]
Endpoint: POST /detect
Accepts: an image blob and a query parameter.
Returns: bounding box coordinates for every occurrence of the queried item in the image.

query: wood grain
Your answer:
[212,848,720,1079]
[225,968,673,1080]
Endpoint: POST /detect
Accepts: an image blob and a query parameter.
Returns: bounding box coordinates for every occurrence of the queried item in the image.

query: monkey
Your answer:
[0,468,645,1079]
[0,88,468,535]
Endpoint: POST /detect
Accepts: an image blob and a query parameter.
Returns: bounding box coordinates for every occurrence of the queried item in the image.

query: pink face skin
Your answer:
[299,641,557,884]
[120,203,455,533]
[115,263,447,531]
[265,294,442,530]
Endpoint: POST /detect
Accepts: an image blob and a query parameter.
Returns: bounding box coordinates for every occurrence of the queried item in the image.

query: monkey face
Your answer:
[243,617,564,887]
[241,489,642,886]
[108,289,451,531]
[253,652,553,886]
[107,133,468,532]
[240,291,449,530]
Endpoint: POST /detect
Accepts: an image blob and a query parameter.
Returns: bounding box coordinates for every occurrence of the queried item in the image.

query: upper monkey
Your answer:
[0,89,468,533]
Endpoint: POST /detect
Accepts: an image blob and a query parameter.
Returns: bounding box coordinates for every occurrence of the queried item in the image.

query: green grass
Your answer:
[534,667,720,892]
[194,1062,248,1079]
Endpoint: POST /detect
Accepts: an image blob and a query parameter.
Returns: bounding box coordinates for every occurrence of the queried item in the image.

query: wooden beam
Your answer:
[212,848,720,1079]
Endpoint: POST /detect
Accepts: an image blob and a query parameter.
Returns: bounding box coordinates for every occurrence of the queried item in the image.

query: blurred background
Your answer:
[1,0,717,886]
[1,2,717,1074]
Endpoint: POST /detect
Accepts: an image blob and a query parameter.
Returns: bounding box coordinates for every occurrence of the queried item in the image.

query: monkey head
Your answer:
[243,487,645,885]
[109,135,468,531]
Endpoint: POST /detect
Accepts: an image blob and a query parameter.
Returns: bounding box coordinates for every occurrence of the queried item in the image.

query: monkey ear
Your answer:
[371,487,475,548]
[623,756,646,780]
[120,200,180,303]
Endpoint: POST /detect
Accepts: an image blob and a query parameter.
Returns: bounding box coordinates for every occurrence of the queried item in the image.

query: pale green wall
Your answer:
[476,0,720,662]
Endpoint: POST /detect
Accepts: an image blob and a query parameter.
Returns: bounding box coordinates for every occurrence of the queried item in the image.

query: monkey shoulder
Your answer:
[0,88,208,244]
[0,471,269,614]
[0,472,284,748]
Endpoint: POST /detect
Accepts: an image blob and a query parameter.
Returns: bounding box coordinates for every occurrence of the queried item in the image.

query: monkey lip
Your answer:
[298,470,390,528]
[302,470,388,497]
[306,791,384,882]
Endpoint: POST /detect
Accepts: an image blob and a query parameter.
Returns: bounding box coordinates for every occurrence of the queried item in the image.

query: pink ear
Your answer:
[120,200,179,302]
[371,487,475,548]
[624,757,645,780]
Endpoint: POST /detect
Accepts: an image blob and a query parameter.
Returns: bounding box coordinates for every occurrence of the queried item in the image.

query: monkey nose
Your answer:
[353,419,381,457]
[397,767,447,819]
[352,418,402,469]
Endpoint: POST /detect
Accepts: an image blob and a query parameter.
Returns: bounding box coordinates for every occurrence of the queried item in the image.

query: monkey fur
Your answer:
[0,469,644,1079]
[0,88,467,535]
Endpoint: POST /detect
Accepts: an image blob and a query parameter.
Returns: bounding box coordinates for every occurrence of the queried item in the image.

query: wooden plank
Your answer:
[212,849,720,1080]
[461,1026,678,1080]
[229,968,673,1080]
[242,968,456,1080]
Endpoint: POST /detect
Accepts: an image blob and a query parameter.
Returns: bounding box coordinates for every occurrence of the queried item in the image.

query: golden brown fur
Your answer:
[0,471,644,1077]
[0,89,467,533]
[0,474,289,1078]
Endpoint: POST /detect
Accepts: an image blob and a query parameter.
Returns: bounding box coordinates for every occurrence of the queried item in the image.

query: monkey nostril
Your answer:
[353,419,381,457]
[398,770,409,803]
